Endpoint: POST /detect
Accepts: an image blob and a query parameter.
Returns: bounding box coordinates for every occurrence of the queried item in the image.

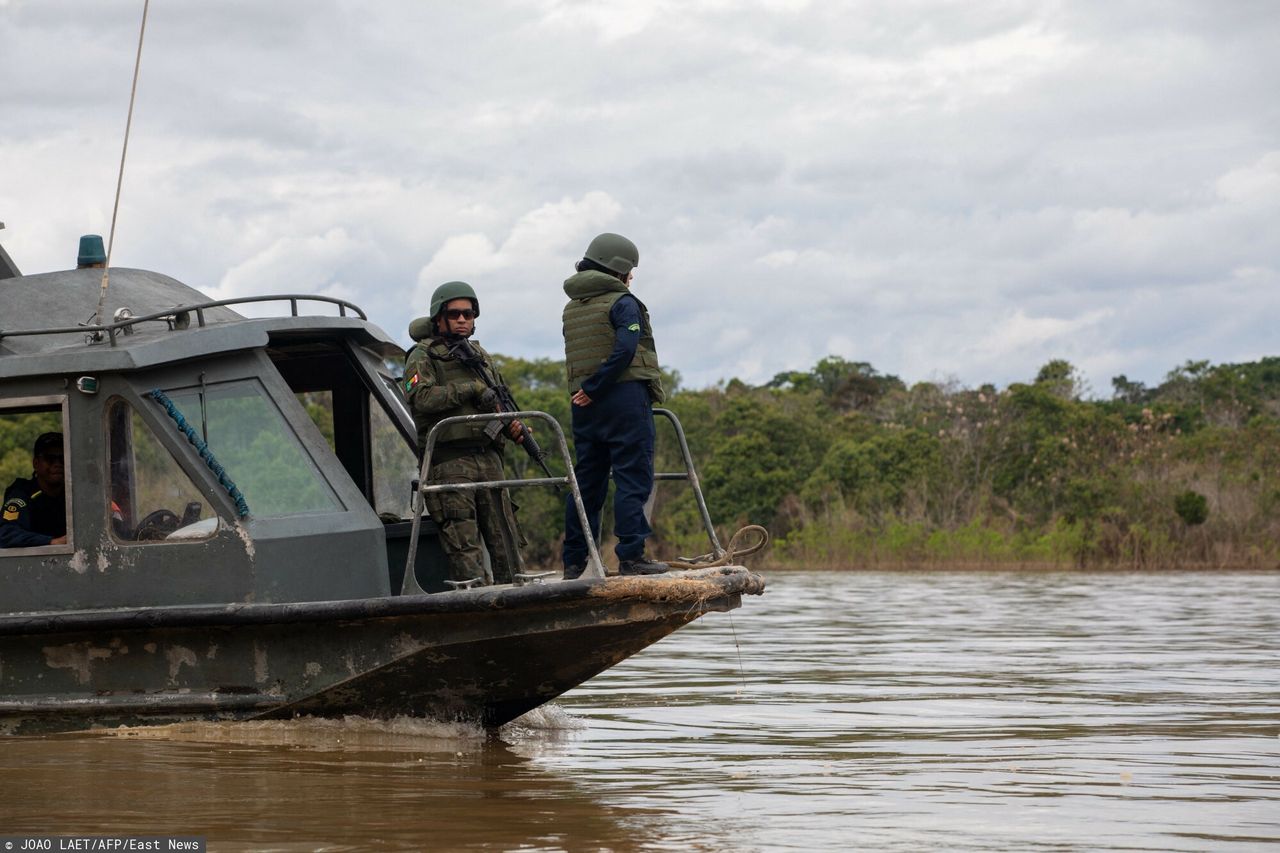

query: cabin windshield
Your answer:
[167,380,341,517]
[107,398,219,541]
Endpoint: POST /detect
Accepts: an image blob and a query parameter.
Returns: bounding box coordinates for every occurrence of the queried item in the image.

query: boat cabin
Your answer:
[0,266,451,611]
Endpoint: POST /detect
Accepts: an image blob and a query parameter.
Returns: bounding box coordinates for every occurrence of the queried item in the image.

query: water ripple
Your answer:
[1,570,1276,851]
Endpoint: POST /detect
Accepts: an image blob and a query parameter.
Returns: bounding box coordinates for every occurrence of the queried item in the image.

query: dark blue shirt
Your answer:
[0,476,66,548]
[580,294,643,399]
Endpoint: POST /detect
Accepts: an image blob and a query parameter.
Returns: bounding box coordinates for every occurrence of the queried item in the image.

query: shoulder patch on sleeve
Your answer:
[405,373,420,392]
[627,323,641,332]
[2,499,23,521]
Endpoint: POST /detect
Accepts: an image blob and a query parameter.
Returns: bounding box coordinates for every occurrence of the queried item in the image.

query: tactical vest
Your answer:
[409,339,503,450]
[562,271,665,402]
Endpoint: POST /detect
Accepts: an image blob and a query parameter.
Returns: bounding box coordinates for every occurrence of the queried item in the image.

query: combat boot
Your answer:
[618,556,669,576]
[563,562,586,580]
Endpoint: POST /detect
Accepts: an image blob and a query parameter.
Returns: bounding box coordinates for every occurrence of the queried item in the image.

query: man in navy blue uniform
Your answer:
[560,233,668,578]
[0,432,68,548]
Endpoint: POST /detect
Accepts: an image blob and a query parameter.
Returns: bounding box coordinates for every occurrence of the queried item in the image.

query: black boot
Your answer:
[618,556,669,576]
[563,563,586,580]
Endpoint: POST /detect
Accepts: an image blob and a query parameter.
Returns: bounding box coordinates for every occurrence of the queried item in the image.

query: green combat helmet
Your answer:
[410,281,480,341]
[584,233,639,277]
[429,280,479,319]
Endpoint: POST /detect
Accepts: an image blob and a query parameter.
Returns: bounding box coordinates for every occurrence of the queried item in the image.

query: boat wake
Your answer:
[91,703,584,750]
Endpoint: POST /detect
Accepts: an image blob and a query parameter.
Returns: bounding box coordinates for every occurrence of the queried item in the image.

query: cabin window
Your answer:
[0,398,71,553]
[298,384,415,520]
[299,391,336,449]
[167,380,341,517]
[379,374,412,424]
[370,386,417,520]
[107,399,218,542]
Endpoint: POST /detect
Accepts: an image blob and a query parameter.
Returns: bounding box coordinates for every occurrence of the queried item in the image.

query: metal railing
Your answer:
[0,294,367,347]
[402,411,602,594]
[653,407,726,560]
[400,406,726,594]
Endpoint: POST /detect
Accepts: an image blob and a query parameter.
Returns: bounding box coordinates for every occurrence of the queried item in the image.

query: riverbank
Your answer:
[530,518,1280,573]
[758,516,1280,570]
[754,556,1280,571]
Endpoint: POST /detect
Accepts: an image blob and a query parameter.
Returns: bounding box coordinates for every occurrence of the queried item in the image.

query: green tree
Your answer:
[1111,374,1150,405]
[1035,359,1087,400]
[804,427,943,521]
[698,390,830,530]
[0,411,61,489]
[1173,490,1208,526]
[767,356,904,411]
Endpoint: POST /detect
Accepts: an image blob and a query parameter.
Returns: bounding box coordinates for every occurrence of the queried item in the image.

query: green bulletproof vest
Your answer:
[561,270,665,402]
[406,338,502,450]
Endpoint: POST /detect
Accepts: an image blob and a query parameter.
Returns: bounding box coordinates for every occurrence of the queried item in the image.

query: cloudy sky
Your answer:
[2,0,1277,394]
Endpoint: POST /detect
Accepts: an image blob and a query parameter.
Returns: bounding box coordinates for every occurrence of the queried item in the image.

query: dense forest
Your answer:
[5,355,1276,570]
[495,354,1280,570]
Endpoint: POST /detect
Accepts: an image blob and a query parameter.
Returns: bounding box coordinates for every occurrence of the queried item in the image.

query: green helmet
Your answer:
[583,233,639,277]
[429,280,479,319]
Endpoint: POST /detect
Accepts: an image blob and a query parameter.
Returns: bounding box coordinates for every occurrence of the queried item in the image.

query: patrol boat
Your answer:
[0,239,765,735]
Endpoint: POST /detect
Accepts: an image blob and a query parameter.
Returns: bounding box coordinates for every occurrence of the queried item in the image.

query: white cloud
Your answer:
[532,0,657,41]
[972,308,1114,360]
[413,191,621,302]
[215,228,369,306]
[2,1,1277,395]
[756,250,798,268]
[1215,151,1280,204]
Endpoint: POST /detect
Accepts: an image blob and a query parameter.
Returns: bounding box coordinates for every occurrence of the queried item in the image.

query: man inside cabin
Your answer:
[404,282,525,586]
[0,432,68,548]
[560,232,668,579]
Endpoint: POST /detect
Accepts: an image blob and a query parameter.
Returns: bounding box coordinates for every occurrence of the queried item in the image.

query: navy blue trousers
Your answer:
[562,380,655,566]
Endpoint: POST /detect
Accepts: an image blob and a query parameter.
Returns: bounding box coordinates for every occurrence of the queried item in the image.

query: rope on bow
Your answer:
[666,524,770,569]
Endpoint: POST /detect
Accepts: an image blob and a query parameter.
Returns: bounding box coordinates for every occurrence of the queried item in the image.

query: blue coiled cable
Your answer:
[148,388,251,518]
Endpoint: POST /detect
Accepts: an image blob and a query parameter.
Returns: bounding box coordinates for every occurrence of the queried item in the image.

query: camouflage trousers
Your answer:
[424,448,525,585]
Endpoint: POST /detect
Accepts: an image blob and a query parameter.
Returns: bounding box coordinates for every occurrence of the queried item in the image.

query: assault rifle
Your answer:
[447,337,558,486]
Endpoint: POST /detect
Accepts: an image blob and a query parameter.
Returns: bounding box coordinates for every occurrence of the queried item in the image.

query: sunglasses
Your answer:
[445,308,476,321]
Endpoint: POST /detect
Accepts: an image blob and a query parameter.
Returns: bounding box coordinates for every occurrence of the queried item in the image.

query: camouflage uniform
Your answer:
[404,335,524,584]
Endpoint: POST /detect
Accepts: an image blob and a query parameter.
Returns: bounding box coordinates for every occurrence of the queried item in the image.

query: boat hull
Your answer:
[0,567,764,734]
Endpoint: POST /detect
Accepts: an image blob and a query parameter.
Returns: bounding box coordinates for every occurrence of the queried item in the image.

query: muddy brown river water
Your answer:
[1,570,1277,851]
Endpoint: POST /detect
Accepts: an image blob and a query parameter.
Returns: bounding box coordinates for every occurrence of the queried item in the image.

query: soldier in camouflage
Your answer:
[404,282,525,585]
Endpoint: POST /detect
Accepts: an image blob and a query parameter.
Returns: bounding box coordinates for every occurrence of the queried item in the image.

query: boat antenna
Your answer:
[91,0,151,330]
